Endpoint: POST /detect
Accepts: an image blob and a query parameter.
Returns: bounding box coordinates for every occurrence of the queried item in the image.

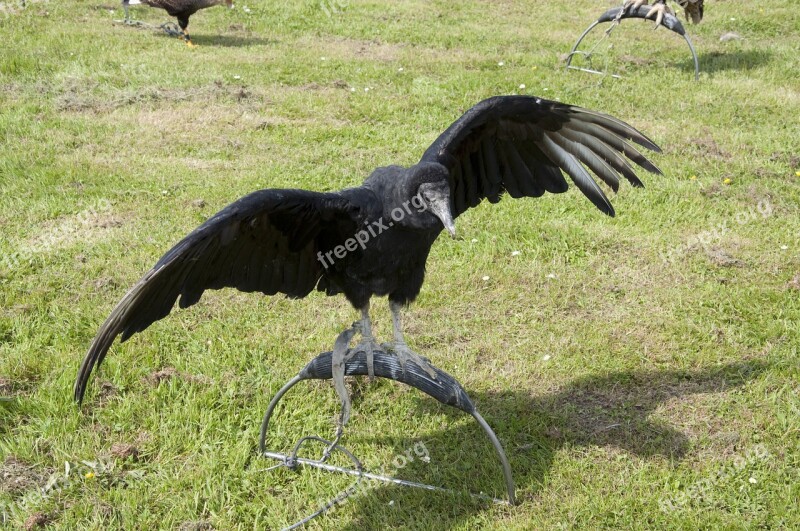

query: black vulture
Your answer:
[122,0,234,46]
[623,0,704,27]
[74,95,662,410]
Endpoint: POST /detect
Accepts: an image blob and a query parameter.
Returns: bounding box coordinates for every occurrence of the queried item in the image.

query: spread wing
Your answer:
[420,95,662,218]
[74,189,362,402]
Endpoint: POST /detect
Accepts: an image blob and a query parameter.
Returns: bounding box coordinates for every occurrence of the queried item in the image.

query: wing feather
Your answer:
[74,189,362,403]
[420,95,661,218]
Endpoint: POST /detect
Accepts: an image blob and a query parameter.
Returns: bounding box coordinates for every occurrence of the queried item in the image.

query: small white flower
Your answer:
[498,61,504,66]
[320,56,327,61]
[398,67,404,72]
[233,75,241,80]
[471,238,478,243]
[161,190,168,196]
[519,84,526,89]
[511,250,521,256]
[543,87,549,91]
[546,273,556,279]
[243,6,251,13]
[388,500,395,506]
[350,87,356,92]
[364,87,369,92]
[482,275,490,281]
[780,245,788,250]
[421,455,430,463]
[542,354,551,361]
[748,477,757,484]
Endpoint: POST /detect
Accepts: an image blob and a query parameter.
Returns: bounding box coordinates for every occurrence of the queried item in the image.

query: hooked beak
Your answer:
[428,195,456,238]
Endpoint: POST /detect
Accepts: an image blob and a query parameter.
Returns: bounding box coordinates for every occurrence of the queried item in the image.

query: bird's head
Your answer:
[395,163,456,237]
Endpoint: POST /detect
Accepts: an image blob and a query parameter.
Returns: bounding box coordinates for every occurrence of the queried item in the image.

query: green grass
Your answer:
[1,0,799,528]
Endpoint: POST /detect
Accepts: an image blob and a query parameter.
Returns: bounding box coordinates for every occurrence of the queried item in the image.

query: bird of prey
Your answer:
[122,0,233,46]
[623,0,704,27]
[74,95,662,414]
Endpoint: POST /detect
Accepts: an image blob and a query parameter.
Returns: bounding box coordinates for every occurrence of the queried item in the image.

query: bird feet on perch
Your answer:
[620,0,674,28]
[383,341,438,380]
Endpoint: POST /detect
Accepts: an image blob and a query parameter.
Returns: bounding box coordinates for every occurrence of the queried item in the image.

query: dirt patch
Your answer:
[0,456,50,497]
[144,367,212,386]
[689,134,731,161]
[23,204,125,256]
[110,443,139,461]
[23,512,51,530]
[700,182,725,198]
[787,274,800,291]
[620,54,653,66]
[300,35,403,62]
[706,247,743,268]
[56,78,253,114]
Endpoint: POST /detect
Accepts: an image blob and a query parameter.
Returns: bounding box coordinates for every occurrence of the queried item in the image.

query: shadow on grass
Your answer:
[680,49,773,74]
[151,32,277,48]
[324,359,768,529]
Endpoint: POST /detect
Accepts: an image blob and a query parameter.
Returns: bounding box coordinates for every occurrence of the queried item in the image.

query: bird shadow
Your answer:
[318,359,769,529]
[185,33,277,48]
[679,49,772,74]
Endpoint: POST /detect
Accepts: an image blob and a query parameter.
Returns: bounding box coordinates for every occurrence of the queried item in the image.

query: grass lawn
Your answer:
[1,0,798,528]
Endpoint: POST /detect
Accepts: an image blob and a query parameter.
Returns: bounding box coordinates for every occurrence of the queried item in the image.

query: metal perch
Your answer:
[565,5,699,81]
[258,350,516,528]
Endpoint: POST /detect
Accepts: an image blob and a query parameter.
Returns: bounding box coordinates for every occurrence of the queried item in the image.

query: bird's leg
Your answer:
[349,303,380,380]
[123,1,130,22]
[330,322,361,427]
[383,301,438,380]
[176,17,196,47]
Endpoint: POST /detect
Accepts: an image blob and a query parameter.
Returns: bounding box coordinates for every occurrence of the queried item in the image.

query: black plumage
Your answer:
[74,95,662,403]
[122,0,233,45]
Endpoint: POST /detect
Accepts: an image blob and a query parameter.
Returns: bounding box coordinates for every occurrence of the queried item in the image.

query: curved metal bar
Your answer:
[259,374,304,453]
[565,5,699,80]
[565,20,602,69]
[683,33,700,81]
[471,410,516,506]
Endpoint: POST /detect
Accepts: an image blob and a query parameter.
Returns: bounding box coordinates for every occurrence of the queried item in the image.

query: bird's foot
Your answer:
[382,341,438,380]
[331,323,362,426]
[619,1,672,28]
[350,336,380,380]
[616,0,644,24]
[645,1,673,28]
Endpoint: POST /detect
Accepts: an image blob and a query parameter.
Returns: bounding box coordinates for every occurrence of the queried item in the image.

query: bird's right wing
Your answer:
[74,189,361,403]
[420,95,662,218]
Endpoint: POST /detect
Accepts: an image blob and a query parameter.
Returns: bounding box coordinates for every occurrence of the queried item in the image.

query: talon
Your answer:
[383,341,438,380]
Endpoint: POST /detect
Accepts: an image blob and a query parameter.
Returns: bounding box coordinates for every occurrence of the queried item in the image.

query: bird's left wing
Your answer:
[74,189,362,403]
[419,95,662,217]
